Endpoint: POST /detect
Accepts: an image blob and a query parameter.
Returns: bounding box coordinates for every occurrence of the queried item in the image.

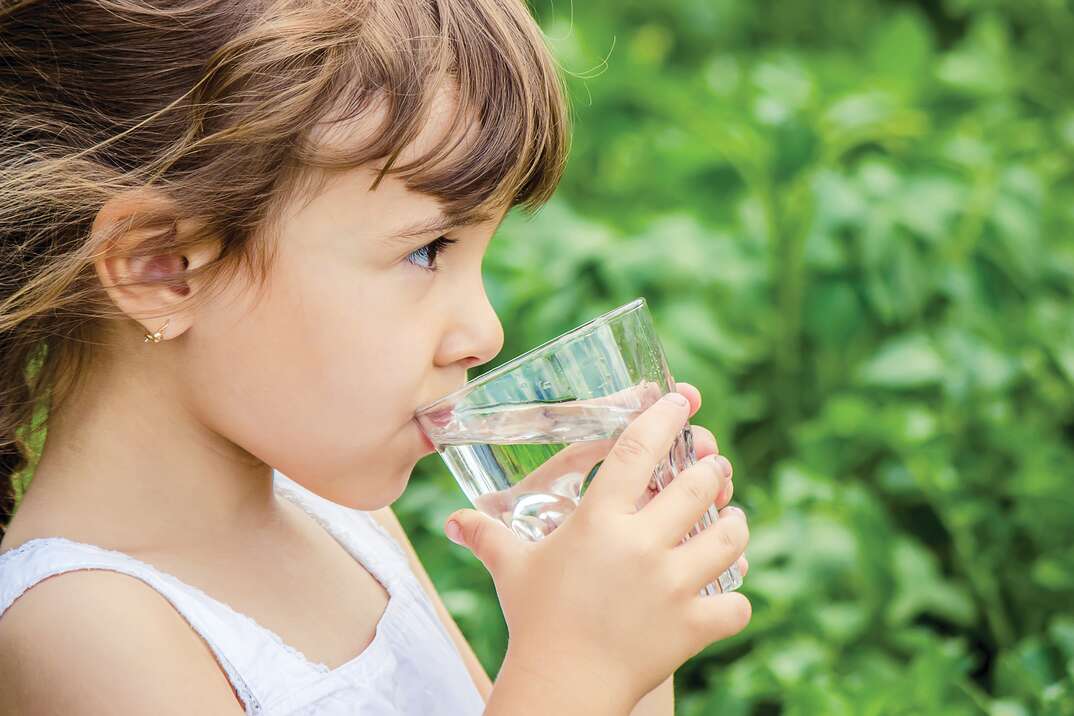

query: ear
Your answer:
[92,189,221,343]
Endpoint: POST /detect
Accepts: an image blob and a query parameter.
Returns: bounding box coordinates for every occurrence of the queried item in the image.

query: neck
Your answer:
[9,350,282,553]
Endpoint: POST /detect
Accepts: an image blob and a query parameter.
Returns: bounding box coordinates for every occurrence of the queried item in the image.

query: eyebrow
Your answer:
[383,209,495,245]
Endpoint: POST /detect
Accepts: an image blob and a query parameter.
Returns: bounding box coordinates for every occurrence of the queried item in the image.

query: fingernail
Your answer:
[715,455,733,478]
[665,392,688,407]
[726,505,746,521]
[445,520,464,546]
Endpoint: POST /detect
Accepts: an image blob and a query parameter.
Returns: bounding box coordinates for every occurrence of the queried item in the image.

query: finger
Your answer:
[641,455,731,544]
[673,382,702,418]
[512,438,614,495]
[736,554,749,578]
[672,505,749,594]
[686,592,752,647]
[584,392,692,513]
[445,509,523,579]
[474,436,617,525]
[474,490,511,517]
[689,424,719,459]
[714,467,734,509]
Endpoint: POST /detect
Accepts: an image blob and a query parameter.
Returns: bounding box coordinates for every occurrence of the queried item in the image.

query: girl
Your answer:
[0,1,751,714]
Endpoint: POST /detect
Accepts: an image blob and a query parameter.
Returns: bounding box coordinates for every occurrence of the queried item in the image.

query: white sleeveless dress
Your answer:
[0,471,487,715]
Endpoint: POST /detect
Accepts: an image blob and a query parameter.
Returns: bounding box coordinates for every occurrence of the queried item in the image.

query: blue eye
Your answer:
[406,236,458,272]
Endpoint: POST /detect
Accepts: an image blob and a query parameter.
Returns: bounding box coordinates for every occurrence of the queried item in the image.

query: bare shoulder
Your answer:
[0,569,244,715]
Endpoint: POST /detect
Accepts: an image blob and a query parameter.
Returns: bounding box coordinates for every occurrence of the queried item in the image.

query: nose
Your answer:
[436,280,504,371]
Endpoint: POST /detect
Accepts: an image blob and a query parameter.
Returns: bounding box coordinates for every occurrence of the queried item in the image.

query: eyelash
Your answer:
[406,236,458,272]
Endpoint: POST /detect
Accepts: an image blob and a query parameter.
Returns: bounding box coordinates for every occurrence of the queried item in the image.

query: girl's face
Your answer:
[182,162,506,510]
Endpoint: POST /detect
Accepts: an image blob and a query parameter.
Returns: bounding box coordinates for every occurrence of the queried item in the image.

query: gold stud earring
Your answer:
[143,318,170,344]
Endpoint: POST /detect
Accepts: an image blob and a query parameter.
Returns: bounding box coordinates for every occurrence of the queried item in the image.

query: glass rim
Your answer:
[415,297,648,414]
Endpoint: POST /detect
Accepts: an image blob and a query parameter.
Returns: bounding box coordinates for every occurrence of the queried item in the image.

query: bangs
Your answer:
[284,0,571,220]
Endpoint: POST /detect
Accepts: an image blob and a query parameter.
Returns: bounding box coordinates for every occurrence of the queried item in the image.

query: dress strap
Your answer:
[270,471,414,583]
[269,472,460,657]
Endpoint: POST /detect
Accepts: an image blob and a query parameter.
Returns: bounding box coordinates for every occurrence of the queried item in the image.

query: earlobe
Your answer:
[142,318,171,344]
[91,189,215,344]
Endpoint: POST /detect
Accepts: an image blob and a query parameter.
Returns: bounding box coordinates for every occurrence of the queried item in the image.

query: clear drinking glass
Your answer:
[415,297,742,596]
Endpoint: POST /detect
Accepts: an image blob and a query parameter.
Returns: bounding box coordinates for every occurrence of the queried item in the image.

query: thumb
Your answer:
[445,509,517,576]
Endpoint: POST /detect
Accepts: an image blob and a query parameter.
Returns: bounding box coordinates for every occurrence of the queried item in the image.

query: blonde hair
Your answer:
[0,0,570,538]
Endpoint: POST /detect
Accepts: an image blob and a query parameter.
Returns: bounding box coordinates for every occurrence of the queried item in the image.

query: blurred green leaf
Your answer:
[395,2,1074,713]
[858,334,945,388]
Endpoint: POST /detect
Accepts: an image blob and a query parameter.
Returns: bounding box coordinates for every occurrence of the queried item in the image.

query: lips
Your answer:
[422,406,454,429]
[413,418,437,451]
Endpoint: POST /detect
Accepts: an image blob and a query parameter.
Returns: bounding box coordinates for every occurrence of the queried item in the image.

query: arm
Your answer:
[368,506,494,702]
[0,570,244,715]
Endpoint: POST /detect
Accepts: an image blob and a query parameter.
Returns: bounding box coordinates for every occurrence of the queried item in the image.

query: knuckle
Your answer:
[682,473,715,512]
[468,520,486,549]
[633,529,663,561]
[667,563,697,599]
[613,433,652,463]
[715,522,740,555]
[470,521,502,570]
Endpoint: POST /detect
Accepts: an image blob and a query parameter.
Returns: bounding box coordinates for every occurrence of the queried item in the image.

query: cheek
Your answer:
[182,250,433,487]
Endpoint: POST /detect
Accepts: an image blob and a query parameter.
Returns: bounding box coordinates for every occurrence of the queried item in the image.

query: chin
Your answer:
[384,468,413,504]
[377,463,420,507]
[302,466,412,511]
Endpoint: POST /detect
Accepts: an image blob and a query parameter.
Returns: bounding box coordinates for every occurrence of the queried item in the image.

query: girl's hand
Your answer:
[472,381,734,529]
[445,383,750,711]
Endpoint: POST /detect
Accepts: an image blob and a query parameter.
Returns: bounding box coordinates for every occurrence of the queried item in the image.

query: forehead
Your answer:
[293,83,499,222]
[310,82,475,181]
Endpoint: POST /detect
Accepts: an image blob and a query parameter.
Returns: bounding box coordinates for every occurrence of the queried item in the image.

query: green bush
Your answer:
[398,1,1074,713]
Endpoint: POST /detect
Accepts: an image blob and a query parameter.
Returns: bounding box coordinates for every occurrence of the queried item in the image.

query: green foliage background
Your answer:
[396,1,1074,713]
